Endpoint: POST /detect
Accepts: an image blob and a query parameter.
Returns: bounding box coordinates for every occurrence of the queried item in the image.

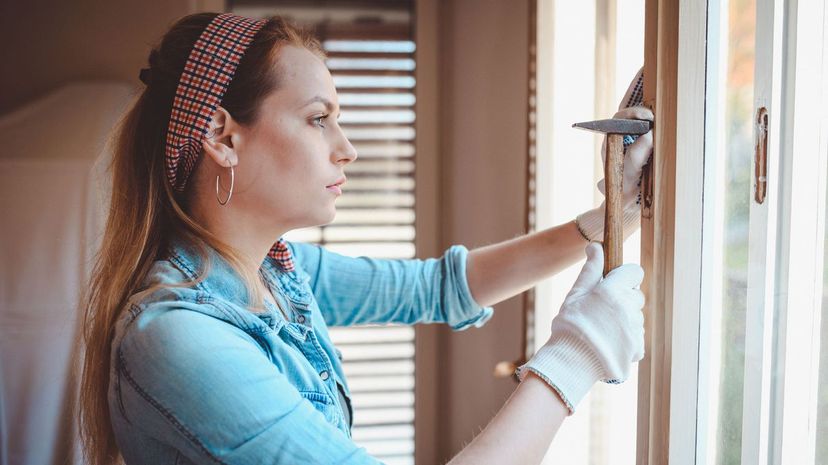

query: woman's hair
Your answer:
[78,13,325,465]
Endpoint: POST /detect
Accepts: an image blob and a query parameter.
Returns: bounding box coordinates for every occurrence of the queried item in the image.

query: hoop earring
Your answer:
[216,165,234,206]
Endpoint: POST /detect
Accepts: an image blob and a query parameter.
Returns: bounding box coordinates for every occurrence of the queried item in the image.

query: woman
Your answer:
[79,12,653,465]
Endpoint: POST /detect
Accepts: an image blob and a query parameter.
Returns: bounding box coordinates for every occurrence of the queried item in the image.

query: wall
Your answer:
[0,0,223,115]
[434,0,530,460]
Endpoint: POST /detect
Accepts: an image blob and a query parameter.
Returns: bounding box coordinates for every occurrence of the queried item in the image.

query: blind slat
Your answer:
[326,51,414,60]
[329,326,414,344]
[351,424,415,441]
[331,208,415,224]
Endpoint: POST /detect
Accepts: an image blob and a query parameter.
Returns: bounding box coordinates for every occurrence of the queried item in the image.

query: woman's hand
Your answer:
[575,69,654,243]
[517,242,645,413]
[575,106,654,242]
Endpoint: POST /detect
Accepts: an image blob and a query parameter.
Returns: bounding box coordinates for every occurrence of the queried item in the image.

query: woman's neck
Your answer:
[188,201,287,281]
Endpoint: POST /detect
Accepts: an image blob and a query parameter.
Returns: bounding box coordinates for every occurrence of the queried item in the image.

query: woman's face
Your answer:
[232,45,357,231]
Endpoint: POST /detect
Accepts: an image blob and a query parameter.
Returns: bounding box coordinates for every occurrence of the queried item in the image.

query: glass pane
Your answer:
[707,0,755,462]
[817,154,828,465]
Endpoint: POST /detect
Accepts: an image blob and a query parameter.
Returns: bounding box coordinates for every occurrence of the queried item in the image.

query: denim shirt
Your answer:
[108,237,493,464]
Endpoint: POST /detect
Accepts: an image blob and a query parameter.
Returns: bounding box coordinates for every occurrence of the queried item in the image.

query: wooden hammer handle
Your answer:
[603,134,624,277]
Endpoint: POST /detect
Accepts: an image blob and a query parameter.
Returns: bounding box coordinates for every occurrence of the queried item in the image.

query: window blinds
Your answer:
[285,34,418,465]
[228,3,418,460]
[232,3,418,460]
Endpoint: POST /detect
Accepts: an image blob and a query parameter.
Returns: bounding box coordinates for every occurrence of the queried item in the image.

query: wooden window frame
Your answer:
[635,0,721,462]
[639,0,828,464]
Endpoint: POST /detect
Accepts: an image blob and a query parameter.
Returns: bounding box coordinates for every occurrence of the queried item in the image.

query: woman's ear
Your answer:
[202,106,240,168]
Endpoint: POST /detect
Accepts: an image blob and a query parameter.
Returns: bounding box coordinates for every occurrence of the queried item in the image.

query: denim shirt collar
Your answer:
[163,236,313,309]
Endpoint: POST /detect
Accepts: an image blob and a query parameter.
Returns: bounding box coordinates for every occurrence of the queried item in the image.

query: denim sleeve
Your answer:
[115,307,383,465]
[288,242,494,329]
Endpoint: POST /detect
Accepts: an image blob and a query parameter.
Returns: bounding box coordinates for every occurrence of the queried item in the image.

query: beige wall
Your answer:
[0,0,223,115]
[433,0,530,461]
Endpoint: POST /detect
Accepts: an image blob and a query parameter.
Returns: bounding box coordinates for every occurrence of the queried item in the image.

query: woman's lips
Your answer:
[326,177,346,196]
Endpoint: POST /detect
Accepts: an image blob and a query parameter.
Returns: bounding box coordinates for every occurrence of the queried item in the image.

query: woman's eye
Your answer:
[312,115,328,128]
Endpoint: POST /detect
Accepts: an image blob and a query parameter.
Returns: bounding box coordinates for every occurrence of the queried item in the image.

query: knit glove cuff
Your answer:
[516,330,604,414]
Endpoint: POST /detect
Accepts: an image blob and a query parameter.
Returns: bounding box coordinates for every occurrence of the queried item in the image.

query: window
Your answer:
[532,0,827,463]
[604,0,828,463]
[767,0,828,462]
[530,1,645,463]
[232,2,417,463]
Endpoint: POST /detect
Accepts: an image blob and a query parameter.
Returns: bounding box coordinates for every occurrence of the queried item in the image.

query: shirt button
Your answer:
[319,370,330,381]
[297,314,306,324]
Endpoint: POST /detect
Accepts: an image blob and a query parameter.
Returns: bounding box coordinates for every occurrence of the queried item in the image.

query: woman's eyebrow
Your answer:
[301,96,337,112]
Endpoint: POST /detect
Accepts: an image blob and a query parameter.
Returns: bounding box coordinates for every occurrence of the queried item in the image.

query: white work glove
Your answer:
[575,107,653,241]
[575,72,654,242]
[516,243,645,414]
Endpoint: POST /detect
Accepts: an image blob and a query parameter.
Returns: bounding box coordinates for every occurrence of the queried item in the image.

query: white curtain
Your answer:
[0,82,134,465]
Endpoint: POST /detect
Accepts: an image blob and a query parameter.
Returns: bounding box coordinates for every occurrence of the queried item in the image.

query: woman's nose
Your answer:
[334,133,358,165]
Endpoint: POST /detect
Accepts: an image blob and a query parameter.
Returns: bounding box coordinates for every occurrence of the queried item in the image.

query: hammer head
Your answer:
[572,118,652,135]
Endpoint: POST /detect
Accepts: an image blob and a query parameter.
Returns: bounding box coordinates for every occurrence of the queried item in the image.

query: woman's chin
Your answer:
[322,206,337,225]
[307,206,337,228]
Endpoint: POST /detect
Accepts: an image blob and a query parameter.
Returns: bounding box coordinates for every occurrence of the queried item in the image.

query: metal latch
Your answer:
[755,107,769,204]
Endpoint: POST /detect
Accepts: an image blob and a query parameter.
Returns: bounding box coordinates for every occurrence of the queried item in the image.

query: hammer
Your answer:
[572,118,652,276]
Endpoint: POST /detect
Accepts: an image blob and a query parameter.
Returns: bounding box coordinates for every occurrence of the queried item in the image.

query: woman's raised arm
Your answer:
[449,242,645,464]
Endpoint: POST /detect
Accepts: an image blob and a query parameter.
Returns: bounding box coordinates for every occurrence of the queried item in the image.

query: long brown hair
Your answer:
[78,13,324,465]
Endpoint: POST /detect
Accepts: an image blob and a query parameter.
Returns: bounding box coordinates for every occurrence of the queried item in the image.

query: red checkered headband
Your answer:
[162,13,294,271]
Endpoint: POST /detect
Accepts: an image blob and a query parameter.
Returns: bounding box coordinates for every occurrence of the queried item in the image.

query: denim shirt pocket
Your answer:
[299,390,340,426]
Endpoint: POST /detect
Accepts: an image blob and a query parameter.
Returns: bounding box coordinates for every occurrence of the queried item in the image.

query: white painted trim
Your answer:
[699,3,729,463]
[771,0,828,462]
[667,0,709,462]
[739,0,786,463]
